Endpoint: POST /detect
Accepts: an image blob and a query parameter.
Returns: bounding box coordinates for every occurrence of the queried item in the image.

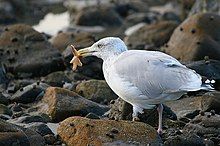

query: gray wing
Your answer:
[113,50,202,99]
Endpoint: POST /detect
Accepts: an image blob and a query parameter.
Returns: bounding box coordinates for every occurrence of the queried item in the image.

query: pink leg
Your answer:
[157,104,163,134]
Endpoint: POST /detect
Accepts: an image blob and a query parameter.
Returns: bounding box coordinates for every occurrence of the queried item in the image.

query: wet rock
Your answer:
[0,24,65,77]
[62,46,104,79]
[0,104,12,116]
[76,79,118,104]
[0,93,9,105]
[125,12,158,27]
[107,98,177,127]
[0,119,45,146]
[8,115,49,124]
[41,71,71,87]
[186,59,220,90]
[10,82,49,104]
[124,21,178,50]
[25,122,54,136]
[189,0,220,16]
[74,5,123,27]
[50,31,95,52]
[43,134,56,145]
[200,92,220,114]
[164,13,220,61]
[164,133,206,146]
[184,112,220,145]
[0,1,16,24]
[57,116,161,146]
[166,92,220,118]
[85,112,100,119]
[38,87,109,122]
[0,65,8,85]
[165,96,203,119]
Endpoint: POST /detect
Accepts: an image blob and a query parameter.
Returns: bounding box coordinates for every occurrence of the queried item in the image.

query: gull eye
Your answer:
[97,44,103,48]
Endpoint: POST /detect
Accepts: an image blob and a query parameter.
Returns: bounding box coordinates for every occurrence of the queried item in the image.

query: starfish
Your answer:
[70,45,82,71]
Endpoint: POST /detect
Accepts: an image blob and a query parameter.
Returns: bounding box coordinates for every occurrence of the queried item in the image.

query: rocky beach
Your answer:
[0,0,220,146]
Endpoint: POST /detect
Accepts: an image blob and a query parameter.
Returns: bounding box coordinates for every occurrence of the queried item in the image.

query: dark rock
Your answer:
[41,71,71,87]
[76,79,118,104]
[37,87,109,122]
[107,98,177,127]
[25,122,54,136]
[62,46,104,79]
[0,119,45,146]
[0,1,16,24]
[57,116,161,146]
[189,0,220,16]
[164,133,206,146]
[164,13,220,61]
[186,60,220,90]
[166,96,204,118]
[50,31,95,52]
[74,6,123,27]
[0,114,10,120]
[0,104,12,116]
[10,103,23,112]
[125,12,159,26]
[0,65,8,85]
[43,134,56,145]
[201,92,220,114]
[10,82,49,104]
[184,112,220,145]
[8,115,49,124]
[0,24,65,77]
[85,113,100,119]
[124,21,178,50]
[0,93,9,105]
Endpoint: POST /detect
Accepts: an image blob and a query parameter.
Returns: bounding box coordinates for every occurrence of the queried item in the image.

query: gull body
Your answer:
[77,37,212,134]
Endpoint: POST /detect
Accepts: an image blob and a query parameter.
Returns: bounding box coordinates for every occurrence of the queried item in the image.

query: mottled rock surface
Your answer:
[124,21,178,50]
[0,119,45,146]
[164,13,220,61]
[58,116,161,146]
[0,24,65,77]
[38,87,109,122]
[76,79,118,104]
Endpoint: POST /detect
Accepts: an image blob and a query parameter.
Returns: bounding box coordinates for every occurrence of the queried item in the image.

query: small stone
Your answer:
[44,134,56,145]
[199,111,205,116]
[110,128,119,134]
[106,133,114,139]
[210,110,215,115]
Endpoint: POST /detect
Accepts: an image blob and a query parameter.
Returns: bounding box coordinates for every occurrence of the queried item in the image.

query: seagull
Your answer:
[72,37,213,134]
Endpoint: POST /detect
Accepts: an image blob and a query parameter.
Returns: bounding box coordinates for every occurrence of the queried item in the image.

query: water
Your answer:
[33,12,69,36]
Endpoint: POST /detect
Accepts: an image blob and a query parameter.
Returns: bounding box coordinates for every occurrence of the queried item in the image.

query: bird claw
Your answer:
[70,45,82,71]
[157,128,163,135]
[132,116,140,121]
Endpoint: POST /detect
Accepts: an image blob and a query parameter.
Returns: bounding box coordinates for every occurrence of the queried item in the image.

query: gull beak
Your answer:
[78,47,97,57]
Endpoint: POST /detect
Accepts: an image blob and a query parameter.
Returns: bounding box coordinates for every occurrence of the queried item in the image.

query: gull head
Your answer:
[78,37,127,60]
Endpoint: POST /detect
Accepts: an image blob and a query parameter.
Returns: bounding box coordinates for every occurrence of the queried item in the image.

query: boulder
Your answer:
[74,6,123,27]
[0,24,65,77]
[0,93,9,105]
[164,13,220,61]
[38,87,109,122]
[10,82,49,104]
[62,46,103,79]
[76,79,118,104]
[50,31,95,52]
[183,112,220,136]
[41,71,71,87]
[0,119,45,146]
[124,21,178,50]
[107,98,177,128]
[166,92,220,118]
[164,133,207,146]
[57,117,161,146]
[0,104,12,116]
[186,59,220,90]
[24,122,54,136]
